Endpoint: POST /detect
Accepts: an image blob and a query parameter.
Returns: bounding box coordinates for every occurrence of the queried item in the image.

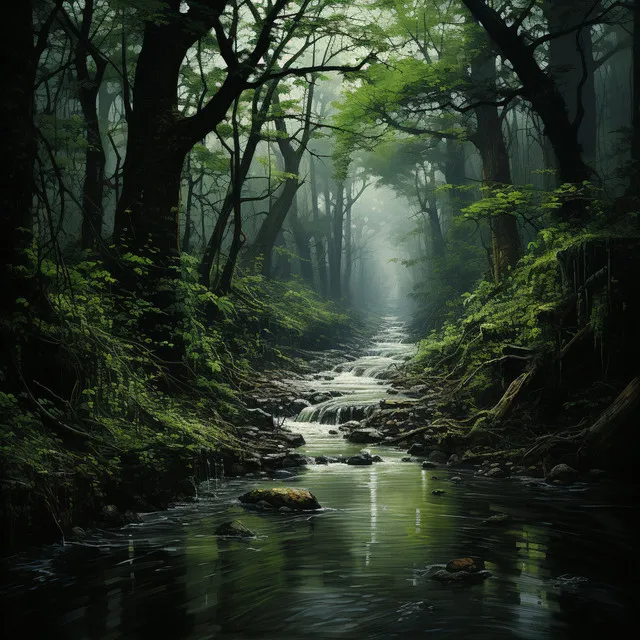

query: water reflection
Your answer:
[1,318,638,639]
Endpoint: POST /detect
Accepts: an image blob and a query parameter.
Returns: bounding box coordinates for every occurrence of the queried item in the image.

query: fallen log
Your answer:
[385,426,432,445]
[579,376,640,459]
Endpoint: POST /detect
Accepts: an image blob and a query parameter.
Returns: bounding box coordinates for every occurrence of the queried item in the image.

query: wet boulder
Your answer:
[281,453,308,468]
[101,504,123,525]
[545,463,578,485]
[446,557,476,573]
[428,450,449,464]
[290,398,311,415]
[310,393,332,404]
[69,526,87,541]
[245,407,275,428]
[447,454,461,467]
[340,420,363,431]
[123,510,142,524]
[406,384,429,398]
[279,431,306,448]
[422,461,438,469]
[347,453,373,466]
[273,469,296,479]
[215,520,255,538]
[432,569,491,583]
[431,557,490,584]
[407,443,427,457]
[347,428,383,444]
[238,487,321,511]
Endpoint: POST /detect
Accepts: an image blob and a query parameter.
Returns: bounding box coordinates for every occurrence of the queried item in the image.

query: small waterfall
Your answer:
[292,317,416,427]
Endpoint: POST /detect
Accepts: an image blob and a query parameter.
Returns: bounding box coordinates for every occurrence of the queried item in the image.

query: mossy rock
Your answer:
[238,487,321,511]
[446,557,476,573]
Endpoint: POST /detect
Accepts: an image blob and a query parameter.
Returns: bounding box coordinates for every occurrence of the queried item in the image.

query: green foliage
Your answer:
[410,220,631,402]
[0,246,354,533]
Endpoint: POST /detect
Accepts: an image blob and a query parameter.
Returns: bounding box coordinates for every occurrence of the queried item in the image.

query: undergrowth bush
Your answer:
[0,249,354,543]
[410,218,636,403]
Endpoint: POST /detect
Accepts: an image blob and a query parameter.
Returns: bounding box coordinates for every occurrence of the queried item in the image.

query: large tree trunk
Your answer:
[462,0,592,187]
[543,0,598,167]
[470,42,521,281]
[247,173,301,277]
[113,18,188,261]
[74,0,107,251]
[631,0,640,194]
[245,86,314,278]
[290,205,315,287]
[0,0,37,316]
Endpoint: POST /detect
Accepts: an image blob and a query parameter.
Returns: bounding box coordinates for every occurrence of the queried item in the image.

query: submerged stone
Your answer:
[482,513,511,525]
[215,520,255,538]
[238,487,321,511]
[545,464,578,485]
[273,469,295,479]
[432,569,491,584]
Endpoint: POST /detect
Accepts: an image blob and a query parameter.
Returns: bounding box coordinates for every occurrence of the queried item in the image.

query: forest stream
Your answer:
[1,316,638,639]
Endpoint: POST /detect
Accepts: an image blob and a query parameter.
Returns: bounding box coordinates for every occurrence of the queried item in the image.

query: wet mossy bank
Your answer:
[382,234,640,479]
[0,267,370,553]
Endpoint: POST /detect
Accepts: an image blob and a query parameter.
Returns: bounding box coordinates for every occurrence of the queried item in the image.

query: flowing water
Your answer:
[1,317,638,639]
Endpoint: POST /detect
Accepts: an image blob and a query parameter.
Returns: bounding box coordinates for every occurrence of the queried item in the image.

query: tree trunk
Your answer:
[217,98,246,294]
[182,152,195,253]
[217,182,245,294]
[329,181,345,300]
[470,42,521,281]
[113,18,189,264]
[0,0,37,315]
[427,165,446,258]
[580,376,640,459]
[543,0,598,168]
[462,0,592,187]
[200,83,278,286]
[290,204,315,287]
[248,174,300,277]
[245,86,314,278]
[343,200,352,301]
[310,155,328,296]
[74,0,107,251]
[630,0,640,194]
